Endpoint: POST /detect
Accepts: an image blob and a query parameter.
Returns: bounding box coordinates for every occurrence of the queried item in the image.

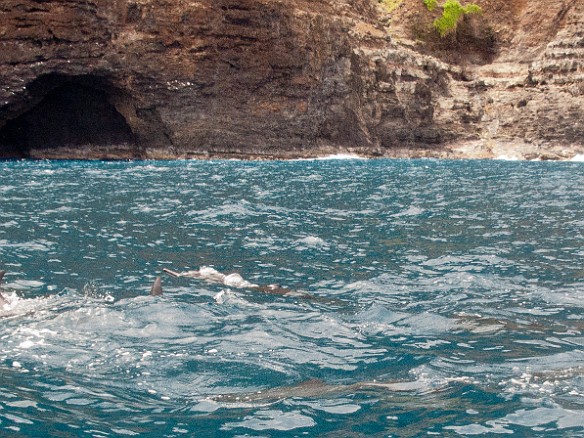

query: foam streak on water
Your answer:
[0,159,583,437]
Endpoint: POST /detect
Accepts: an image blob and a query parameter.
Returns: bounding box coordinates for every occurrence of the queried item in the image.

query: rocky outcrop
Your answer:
[497,0,584,159]
[391,0,584,160]
[0,0,387,159]
[0,0,583,160]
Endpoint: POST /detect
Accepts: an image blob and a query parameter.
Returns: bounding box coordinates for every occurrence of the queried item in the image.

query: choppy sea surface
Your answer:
[1,158,584,437]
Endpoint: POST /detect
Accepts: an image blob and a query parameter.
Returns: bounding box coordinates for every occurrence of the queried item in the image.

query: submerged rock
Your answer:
[0,0,582,160]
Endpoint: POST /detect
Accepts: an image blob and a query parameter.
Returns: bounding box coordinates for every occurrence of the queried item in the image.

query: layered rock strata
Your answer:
[392,0,584,160]
[0,0,582,160]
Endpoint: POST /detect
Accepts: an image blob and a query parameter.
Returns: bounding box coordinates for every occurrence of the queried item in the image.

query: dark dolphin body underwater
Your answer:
[1,158,584,437]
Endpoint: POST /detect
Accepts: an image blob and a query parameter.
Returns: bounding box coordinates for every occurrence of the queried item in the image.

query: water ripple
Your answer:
[1,159,583,436]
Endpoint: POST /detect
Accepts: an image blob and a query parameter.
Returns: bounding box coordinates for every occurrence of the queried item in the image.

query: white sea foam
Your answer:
[198,266,226,283]
[295,236,326,247]
[221,409,316,431]
[0,185,17,194]
[302,399,361,415]
[0,239,55,252]
[223,273,258,289]
[214,290,228,304]
[292,153,367,162]
[315,154,368,161]
[494,154,521,161]
[9,280,45,290]
[392,206,425,217]
[448,405,584,434]
[192,266,258,289]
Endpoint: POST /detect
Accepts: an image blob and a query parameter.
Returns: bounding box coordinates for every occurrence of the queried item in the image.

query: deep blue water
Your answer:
[1,158,584,437]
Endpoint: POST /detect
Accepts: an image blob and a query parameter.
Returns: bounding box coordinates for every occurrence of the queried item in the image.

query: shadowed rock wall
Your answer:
[0,0,455,159]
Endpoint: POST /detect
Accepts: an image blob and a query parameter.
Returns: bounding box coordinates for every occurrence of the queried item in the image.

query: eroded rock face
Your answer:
[0,0,582,160]
[392,0,584,160]
[0,0,382,158]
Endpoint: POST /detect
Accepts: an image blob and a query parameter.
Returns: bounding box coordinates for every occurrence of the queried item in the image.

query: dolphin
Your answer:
[150,276,163,296]
[0,271,163,317]
[163,267,314,299]
[163,267,255,288]
[0,270,6,305]
[211,378,436,404]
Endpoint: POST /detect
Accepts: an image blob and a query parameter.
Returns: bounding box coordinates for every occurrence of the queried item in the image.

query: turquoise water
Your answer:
[1,158,584,437]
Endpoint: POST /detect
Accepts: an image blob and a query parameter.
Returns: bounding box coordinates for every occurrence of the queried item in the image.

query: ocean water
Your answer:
[0,158,583,437]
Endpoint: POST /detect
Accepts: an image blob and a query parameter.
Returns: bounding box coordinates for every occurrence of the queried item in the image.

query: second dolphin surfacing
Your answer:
[163,266,309,298]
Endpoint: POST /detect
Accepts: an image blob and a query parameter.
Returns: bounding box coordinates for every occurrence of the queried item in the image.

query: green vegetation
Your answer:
[423,0,438,11]
[378,0,403,13]
[424,0,482,37]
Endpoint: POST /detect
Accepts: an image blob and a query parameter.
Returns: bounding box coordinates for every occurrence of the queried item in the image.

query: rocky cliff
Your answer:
[0,0,582,160]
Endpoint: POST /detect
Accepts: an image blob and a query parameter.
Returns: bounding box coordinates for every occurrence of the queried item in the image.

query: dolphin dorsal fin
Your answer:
[150,276,163,296]
[0,271,6,304]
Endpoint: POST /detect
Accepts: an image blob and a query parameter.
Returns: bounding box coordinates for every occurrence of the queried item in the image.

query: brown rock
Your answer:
[0,0,582,160]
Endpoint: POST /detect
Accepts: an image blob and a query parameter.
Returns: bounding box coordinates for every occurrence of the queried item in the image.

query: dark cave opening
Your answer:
[0,75,135,158]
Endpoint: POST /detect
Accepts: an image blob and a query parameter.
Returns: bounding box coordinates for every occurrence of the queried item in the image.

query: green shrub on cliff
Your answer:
[424,0,482,37]
[423,0,438,11]
[378,0,403,13]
